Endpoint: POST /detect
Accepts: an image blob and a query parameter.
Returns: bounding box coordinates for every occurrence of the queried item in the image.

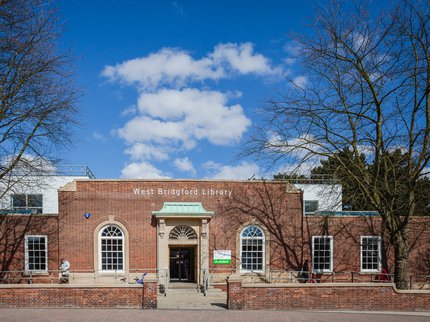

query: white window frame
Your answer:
[240,225,265,273]
[98,225,125,273]
[312,236,333,273]
[304,200,319,215]
[11,194,43,214]
[25,235,48,273]
[360,236,381,273]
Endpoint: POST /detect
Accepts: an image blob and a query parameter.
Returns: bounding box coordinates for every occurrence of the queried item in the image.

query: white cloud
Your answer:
[283,57,296,65]
[102,48,223,90]
[202,160,219,170]
[283,41,307,87]
[115,88,251,178]
[283,41,302,56]
[102,43,282,90]
[211,43,282,76]
[264,133,327,175]
[174,157,196,175]
[352,33,370,52]
[172,1,184,15]
[117,88,251,148]
[266,133,323,157]
[356,144,374,157]
[276,157,324,176]
[116,116,192,146]
[120,105,138,117]
[203,161,259,180]
[124,143,169,161]
[103,42,285,178]
[92,131,108,143]
[292,75,308,88]
[121,161,170,179]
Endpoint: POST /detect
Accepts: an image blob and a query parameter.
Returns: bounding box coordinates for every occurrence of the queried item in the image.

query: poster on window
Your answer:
[213,250,231,264]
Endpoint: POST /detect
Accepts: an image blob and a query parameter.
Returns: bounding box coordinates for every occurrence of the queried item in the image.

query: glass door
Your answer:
[169,247,194,282]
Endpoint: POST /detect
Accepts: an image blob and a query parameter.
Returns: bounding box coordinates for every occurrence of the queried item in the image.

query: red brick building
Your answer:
[58,179,302,285]
[1,178,429,286]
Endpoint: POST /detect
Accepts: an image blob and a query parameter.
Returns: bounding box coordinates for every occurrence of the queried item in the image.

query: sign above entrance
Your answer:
[213,250,231,265]
[133,187,232,198]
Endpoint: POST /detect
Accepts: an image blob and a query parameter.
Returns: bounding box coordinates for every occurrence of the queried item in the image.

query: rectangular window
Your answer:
[101,238,124,271]
[25,235,48,273]
[361,236,381,272]
[11,194,43,214]
[312,236,333,272]
[304,200,319,215]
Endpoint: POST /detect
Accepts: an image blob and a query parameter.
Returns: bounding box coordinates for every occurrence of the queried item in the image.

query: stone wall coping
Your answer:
[240,282,430,294]
[142,277,158,283]
[0,284,144,289]
[227,274,243,282]
[395,289,430,294]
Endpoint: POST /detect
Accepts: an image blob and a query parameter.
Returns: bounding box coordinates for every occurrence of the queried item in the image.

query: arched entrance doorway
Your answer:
[152,202,214,286]
[169,225,197,282]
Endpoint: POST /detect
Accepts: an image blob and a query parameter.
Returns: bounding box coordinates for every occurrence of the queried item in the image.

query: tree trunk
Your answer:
[393,231,409,289]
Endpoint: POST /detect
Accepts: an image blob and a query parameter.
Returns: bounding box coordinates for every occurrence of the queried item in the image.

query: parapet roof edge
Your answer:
[69,178,293,183]
[59,180,77,191]
[58,178,300,192]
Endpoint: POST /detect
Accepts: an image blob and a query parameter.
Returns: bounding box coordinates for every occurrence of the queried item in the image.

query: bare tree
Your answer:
[0,0,77,196]
[246,0,430,289]
[0,0,77,276]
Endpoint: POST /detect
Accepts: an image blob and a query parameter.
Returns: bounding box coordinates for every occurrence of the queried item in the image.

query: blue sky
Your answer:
[56,0,325,179]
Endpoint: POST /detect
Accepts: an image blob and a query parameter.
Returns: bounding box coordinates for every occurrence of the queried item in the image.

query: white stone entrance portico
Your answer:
[152,202,214,286]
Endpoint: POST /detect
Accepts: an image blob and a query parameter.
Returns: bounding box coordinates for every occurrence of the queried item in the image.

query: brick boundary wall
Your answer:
[142,278,157,309]
[227,275,430,311]
[0,279,158,309]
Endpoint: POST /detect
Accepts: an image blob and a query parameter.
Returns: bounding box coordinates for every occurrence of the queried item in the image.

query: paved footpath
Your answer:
[1,309,429,322]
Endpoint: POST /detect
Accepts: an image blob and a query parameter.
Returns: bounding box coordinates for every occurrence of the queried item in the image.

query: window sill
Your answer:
[98,271,126,275]
[239,270,265,275]
[24,271,49,276]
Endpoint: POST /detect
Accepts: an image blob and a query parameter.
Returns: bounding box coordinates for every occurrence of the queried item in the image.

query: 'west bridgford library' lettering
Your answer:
[133,187,233,198]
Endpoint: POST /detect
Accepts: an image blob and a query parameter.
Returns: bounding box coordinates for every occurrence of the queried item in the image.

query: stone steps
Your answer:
[158,287,227,310]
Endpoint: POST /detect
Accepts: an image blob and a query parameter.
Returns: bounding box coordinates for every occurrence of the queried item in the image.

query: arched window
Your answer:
[240,225,265,272]
[99,225,124,272]
[169,225,197,240]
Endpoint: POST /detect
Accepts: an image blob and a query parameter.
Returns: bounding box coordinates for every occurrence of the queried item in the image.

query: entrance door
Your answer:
[169,247,195,282]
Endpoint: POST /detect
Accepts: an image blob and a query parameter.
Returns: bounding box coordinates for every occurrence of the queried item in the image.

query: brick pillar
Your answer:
[142,278,158,309]
[227,274,243,310]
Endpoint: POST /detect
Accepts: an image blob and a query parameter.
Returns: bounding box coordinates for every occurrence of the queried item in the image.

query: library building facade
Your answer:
[2,178,428,289]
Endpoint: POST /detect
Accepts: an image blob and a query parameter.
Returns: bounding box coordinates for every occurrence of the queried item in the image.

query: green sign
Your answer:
[213,250,231,265]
